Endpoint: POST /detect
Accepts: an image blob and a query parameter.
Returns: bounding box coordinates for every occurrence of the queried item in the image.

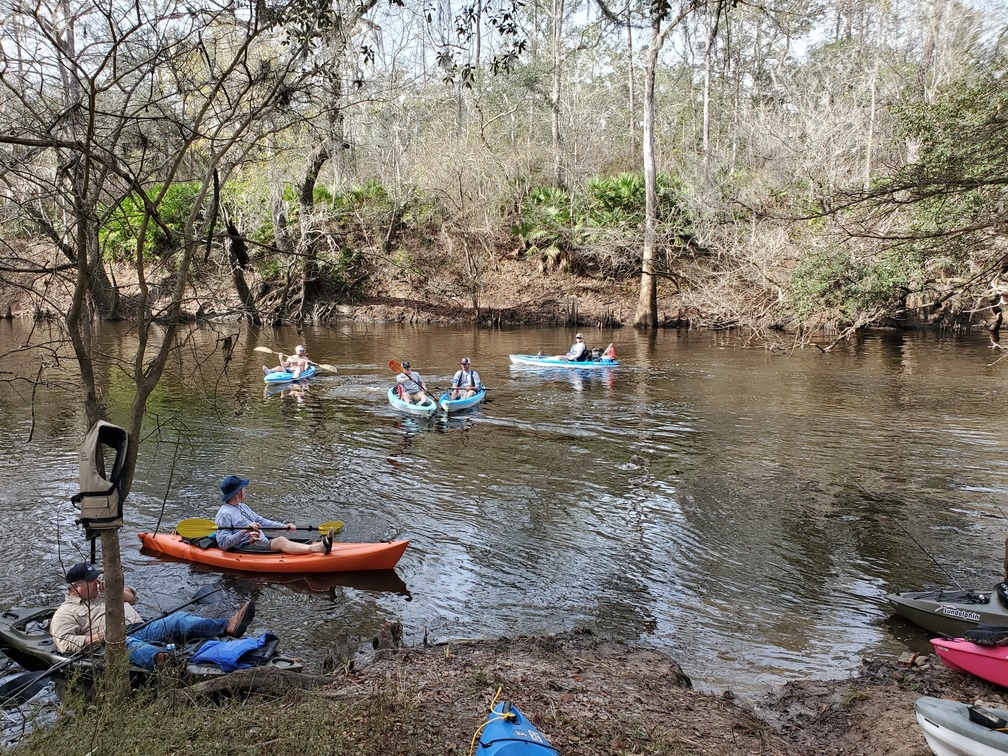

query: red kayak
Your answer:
[138,532,408,574]
[931,637,1008,688]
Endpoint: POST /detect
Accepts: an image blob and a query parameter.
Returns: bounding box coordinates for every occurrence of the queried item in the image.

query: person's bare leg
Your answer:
[270,536,326,554]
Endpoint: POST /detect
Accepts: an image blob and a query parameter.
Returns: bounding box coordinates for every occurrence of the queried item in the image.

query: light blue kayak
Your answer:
[263,365,317,384]
[475,700,558,755]
[509,353,618,368]
[387,387,438,418]
[438,389,486,414]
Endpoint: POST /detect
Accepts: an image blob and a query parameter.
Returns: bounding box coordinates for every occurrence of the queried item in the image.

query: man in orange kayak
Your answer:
[215,475,333,555]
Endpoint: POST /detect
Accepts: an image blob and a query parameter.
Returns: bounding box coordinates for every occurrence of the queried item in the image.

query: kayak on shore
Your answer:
[931,634,1008,688]
[915,696,1008,756]
[138,532,409,574]
[885,585,1008,637]
[387,386,438,418]
[474,699,558,755]
[0,604,302,694]
[264,365,317,384]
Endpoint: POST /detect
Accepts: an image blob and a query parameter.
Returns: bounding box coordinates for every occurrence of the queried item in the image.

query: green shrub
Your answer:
[789,246,917,324]
[101,183,203,262]
[585,173,686,227]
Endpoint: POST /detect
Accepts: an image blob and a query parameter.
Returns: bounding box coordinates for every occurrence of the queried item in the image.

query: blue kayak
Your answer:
[264,365,317,384]
[476,701,558,755]
[387,387,438,418]
[509,353,618,368]
[438,389,486,414]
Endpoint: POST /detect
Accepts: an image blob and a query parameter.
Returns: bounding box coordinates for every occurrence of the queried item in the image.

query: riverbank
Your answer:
[0,245,677,329]
[9,630,1001,755]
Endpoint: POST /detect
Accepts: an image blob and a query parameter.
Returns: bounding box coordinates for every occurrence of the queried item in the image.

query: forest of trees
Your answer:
[1,0,1006,341]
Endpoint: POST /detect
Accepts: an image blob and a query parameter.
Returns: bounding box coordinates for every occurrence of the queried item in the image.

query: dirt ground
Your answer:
[312,629,1002,756]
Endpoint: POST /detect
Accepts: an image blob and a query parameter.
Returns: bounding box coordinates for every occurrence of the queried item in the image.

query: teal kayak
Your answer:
[476,700,558,755]
[509,353,618,368]
[264,365,317,384]
[438,389,486,414]
[387,387,437,418]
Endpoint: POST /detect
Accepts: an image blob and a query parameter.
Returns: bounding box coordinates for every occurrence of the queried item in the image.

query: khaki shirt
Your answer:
[50,594,143,654]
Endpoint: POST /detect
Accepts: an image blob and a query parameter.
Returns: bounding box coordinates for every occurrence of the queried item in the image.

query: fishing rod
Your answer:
[888,516,966,593]
[857,483,968,592]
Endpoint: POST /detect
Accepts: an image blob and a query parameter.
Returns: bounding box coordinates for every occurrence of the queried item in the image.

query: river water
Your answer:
[1,320,1006,693]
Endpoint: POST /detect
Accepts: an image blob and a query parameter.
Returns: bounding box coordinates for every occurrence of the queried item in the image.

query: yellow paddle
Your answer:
[254,346,338,373]
[176,517,345,540]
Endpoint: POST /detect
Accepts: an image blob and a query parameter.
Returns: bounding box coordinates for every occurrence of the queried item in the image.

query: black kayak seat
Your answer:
[963,624,1008,646]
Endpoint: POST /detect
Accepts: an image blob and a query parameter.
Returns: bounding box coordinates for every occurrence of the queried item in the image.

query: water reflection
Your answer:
[4,322,1008,694]
[508,364,617,394]
[263,380,313,402]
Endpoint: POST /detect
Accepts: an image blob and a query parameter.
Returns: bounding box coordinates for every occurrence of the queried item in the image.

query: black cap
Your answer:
[66,562,102,583]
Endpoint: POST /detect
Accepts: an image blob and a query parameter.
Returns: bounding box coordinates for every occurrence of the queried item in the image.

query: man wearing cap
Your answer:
[450,357,482,400]
[215,475,334,555]
[395,360,429,405]
[50,562,255,669]
[262,344,314,379]
[549,333,588,361]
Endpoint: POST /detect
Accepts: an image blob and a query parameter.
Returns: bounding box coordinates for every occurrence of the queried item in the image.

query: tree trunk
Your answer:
[296,145,332,321]
[98,530,130,700]
[634,19,662,330]
[626,3,635,158]
[550,0,565,188]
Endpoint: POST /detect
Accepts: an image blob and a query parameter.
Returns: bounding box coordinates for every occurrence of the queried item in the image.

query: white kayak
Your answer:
[915,696,1008,756]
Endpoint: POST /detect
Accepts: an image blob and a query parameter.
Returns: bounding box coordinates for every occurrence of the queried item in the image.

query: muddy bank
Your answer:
[331,633,999,755]
[9,629,1001,755]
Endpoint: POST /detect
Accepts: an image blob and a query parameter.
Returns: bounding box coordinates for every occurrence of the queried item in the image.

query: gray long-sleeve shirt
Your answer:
[214,502,286,551]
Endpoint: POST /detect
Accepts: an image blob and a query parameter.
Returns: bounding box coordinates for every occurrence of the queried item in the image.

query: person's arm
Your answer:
[50,605,100,654]
[241,503,287,531]
[473,370,482,388]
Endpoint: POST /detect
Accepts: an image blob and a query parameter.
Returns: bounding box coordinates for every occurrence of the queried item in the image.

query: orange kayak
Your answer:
[138,532,408,574]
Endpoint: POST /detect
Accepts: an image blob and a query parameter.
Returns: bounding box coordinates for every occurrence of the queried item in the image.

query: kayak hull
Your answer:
[915,696,1008,756]
[264,365,317,384]
[387,387,437,417]
[509,353,618,368]
[931,637,1008,688]
[886,586,1006,637]
[438,389,486,414]
[0,605,302,684]
[138,532,409,574]
[476,701,558,755]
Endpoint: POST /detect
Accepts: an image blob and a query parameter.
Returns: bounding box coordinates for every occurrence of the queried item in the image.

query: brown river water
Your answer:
[1,320,1006,694]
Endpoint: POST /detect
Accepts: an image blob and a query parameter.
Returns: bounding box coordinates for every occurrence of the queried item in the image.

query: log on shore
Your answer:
[166,667,336,704]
